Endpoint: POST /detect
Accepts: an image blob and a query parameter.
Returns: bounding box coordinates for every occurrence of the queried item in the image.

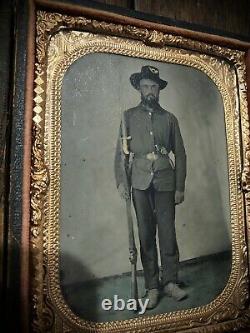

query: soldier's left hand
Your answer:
[175,191,184,205]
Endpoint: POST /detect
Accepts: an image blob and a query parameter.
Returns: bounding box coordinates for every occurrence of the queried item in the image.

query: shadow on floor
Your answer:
[60,251,99,321]
[61,251,231,322]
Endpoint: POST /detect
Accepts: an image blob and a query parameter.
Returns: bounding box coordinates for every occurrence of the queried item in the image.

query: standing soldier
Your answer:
[115,65,187,310]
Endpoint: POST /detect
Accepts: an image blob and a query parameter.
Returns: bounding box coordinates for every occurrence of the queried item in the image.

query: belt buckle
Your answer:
[146,152,158,161]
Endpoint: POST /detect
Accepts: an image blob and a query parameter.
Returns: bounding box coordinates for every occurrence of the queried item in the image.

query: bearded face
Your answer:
[139,78,160,108]
[141,92,159,108]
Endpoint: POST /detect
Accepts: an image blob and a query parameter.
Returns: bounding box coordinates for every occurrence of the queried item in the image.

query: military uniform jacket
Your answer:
[114,103,186,192]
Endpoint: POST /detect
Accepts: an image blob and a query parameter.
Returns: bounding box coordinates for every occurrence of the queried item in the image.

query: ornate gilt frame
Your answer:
[28,2,250,332]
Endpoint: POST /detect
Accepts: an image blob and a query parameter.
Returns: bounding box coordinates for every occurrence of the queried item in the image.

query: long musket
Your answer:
[120,111,139,310]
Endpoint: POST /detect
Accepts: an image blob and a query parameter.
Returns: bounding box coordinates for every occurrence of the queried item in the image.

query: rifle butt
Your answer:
[131,263,139,312]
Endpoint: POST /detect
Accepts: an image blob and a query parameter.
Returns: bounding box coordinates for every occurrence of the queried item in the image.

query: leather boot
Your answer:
[164,282,187,301]
[145,288,160,309]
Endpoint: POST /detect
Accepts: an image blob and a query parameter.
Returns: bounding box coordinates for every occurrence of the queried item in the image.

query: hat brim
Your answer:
[130,73,168,90]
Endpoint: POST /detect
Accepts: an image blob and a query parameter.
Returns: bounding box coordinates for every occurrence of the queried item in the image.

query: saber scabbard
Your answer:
[120,111,138,311]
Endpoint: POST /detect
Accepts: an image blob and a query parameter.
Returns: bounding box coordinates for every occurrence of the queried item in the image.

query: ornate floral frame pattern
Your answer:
[28,2,250,332]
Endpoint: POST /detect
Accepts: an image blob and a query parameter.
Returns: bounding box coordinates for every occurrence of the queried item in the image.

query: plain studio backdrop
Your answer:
[60,53,231,286]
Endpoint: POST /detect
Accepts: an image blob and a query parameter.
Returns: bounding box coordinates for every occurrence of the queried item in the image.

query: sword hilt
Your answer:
[121,136,132,155]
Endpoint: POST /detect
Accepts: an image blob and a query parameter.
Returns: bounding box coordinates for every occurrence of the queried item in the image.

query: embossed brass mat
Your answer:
[30,9,250,333]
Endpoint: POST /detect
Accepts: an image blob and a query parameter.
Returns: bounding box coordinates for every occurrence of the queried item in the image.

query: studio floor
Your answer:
[61,251,231,322]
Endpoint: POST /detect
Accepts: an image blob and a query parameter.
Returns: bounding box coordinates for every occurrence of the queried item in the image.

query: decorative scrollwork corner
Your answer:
[43,289,56,331]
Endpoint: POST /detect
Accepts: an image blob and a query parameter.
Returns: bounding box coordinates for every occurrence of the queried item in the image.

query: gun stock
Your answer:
[126,199,138,311]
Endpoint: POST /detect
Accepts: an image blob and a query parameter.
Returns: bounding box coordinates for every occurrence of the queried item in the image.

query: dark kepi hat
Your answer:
[130,65,168,90]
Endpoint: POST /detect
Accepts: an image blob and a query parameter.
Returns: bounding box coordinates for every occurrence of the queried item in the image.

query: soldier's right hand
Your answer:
[118,183,130,200]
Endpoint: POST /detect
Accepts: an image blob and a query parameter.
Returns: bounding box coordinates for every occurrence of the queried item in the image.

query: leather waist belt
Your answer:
[134,149,175,169]
[135,152,161,161]
[134,146,169,162]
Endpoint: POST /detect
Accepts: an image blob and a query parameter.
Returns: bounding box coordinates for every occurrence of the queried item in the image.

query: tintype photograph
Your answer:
[2,0,250,332]
[29,6,250,333]
[59,53,231,322]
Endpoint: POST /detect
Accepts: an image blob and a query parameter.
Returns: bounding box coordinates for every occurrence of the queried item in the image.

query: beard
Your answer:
[141,93,159,108]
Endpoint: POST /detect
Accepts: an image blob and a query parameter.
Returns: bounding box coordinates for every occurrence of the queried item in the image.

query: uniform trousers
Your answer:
[132,184,179,290]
